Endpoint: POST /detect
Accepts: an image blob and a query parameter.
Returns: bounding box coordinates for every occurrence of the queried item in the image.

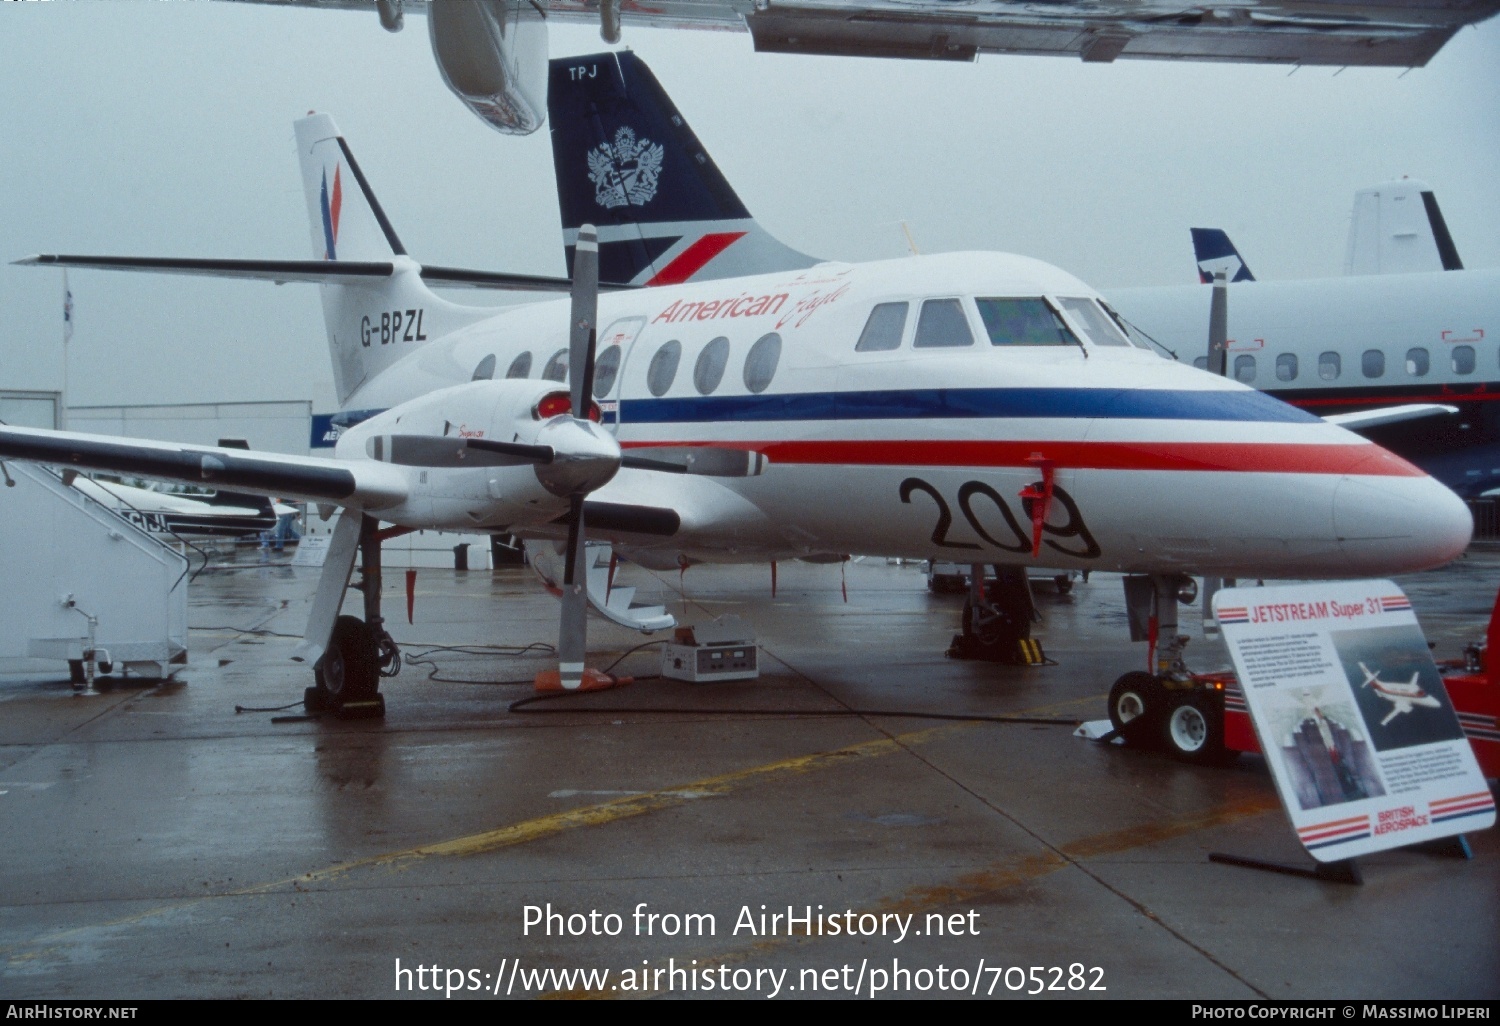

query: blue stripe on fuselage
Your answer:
[619,387,1317,425]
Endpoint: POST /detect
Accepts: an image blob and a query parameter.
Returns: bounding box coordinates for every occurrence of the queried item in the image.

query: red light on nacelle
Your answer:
[533,391,602,422]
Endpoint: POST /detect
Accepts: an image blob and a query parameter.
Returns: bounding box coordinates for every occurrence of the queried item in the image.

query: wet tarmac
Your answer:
[1,546,1496,1000]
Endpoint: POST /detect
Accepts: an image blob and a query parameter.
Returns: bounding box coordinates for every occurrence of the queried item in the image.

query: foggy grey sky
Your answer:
[3,2,1497,412]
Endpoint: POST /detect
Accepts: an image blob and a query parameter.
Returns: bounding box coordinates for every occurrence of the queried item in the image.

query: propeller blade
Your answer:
[558,495,588,690]
[368,434,554,467]
[1207,270,1229,376]
[569,225,599,419]
[621,447,768,478]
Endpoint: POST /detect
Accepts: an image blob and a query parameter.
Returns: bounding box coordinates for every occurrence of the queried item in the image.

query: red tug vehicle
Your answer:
[1106,584,1500,779]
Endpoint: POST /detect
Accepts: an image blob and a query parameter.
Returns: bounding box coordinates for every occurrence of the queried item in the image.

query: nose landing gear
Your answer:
[1107,573,1236,764]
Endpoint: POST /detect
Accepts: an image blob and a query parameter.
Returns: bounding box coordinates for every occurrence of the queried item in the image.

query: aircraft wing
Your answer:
[0,426,407,511]
[232,0,1499,68]
[1323,404,1458,431]
[14,255,637,294]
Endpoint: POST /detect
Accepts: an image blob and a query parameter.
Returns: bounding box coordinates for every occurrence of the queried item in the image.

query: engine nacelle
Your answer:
[428,0,548,136]
[335,380,581,531]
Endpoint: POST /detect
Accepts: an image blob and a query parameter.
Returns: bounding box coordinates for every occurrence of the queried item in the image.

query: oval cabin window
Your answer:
[694,337,730,395]
[542,348,569,383]
[471,354,496,381]
[647,341,681,397]
[592,345,622,398]
[743,333,782,394]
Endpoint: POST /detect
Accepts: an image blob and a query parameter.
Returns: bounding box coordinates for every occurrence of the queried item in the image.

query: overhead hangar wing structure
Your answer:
[227,0,1500,134]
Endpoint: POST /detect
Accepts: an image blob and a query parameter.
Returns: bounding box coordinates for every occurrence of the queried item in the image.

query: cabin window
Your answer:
[1362,350,1385,378]
[542,348,569,383]
[647,340,681,397]
[592,345,622,398]
[743,333,782,394]
[1453,345,1476,375]
[913,299,975,348]
[471,354,496,381]
[855,303,907,352]
[1276,354,1298,381]
[975,298,1077,347]
[1234,355,1256,383]
[1057,298,1130,347]
[1406,348,1429,376]
[1318,351,1341,380]
[694,336,731,394]
[1193,356,1208,370]
[505,351,532,379]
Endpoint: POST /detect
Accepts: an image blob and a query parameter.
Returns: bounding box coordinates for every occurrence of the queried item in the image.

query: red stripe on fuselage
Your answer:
[645,232,748,286]
[621,439,1427,476]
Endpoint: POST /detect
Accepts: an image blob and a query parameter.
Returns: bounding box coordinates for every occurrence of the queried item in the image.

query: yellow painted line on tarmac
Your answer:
[3,724,962,962]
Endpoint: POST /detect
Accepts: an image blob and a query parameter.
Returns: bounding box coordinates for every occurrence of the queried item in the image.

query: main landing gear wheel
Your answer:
[312,614,381,709]
[1160,691,1235,765]
[1107,671,1162,742]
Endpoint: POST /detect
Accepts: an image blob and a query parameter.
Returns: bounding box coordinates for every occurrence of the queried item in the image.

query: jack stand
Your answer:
[533,668,626,693]
[947,565,1044,664]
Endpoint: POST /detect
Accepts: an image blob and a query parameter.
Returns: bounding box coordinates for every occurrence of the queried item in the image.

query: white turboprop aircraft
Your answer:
[1358,661,1444,725]
[2,103,1472,715]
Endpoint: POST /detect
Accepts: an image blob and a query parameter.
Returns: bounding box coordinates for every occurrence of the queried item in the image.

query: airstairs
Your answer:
[526,540,676,633]
[0,462,188,682]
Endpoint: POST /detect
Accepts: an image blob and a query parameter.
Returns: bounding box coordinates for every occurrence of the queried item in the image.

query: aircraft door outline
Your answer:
[593,315,647,434]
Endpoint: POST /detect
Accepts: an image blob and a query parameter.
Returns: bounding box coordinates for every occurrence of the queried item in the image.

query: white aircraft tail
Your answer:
[1344,179,1464,276]
[294,113,485,404]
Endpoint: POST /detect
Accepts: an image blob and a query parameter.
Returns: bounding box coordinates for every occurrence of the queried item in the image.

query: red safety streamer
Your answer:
[405,568,417,625]
[841,559,848,604]
[1018,453,1056,559]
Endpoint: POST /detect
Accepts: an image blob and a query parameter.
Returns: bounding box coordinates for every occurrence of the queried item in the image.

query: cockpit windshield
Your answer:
[1056,297,1131,347]
[975,298,1079,347]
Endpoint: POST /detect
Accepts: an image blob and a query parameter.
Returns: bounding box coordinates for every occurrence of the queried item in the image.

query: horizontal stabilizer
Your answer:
[15,254,636,294]
[1323,404,1458,431]
[0,426,406,510]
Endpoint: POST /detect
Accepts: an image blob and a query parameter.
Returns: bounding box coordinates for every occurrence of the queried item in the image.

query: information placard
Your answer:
[1214,580,1494,861]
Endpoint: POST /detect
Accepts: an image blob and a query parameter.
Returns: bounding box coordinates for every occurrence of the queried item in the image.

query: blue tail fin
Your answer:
[548,51,819,286]
[1191,227,1255,283]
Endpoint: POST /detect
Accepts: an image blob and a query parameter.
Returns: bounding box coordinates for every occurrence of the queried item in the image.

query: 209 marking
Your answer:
[899,476,1101,559]
[361,308,428,347]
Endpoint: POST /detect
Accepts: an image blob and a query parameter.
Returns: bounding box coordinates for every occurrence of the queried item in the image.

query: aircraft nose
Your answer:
[1333,467,1472,574]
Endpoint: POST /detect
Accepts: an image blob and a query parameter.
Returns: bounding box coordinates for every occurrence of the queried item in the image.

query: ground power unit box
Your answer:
[661,616,759,682]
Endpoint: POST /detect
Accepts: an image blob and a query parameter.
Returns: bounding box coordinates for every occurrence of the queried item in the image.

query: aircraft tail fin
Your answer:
[1191,228,1255,283]
[1344,179,1463,276]
[547,51,820,286]
[294,113,487,404]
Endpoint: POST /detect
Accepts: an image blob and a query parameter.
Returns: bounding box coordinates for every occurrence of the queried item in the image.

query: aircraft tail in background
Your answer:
[1344,179,1464,276]
[548,51,820,286]
[1191,227,1255,283]
[293,113,490,404]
